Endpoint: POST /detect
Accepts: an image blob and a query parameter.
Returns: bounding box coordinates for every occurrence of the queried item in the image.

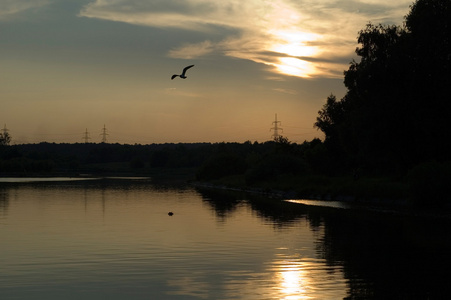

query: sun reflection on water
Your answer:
[269,252,348,300]
[271,256,311,300]
[279,269,308,299]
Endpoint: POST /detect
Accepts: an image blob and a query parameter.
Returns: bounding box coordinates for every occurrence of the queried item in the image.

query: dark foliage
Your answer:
[315,0,451,174]
[407,161,451,208]
[0,142,210,174]
[196,153,247,180]
[245,153,307,185]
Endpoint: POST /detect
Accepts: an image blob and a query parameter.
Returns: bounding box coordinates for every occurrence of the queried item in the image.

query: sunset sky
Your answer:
[1,0,412,144]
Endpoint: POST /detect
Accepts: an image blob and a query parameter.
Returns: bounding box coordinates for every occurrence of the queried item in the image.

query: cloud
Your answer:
[79,0,412,79]
[273,88,298,95]
[0,0,50,19]
[168,40,214,59]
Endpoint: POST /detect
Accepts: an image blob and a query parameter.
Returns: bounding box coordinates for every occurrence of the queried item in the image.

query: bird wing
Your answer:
[181,64,194,76]
[171,74,178,80]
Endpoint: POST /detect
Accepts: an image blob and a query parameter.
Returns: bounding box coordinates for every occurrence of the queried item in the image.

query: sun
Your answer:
[271,30,319,57]
[267,28,321,78]
[275,57,316,78]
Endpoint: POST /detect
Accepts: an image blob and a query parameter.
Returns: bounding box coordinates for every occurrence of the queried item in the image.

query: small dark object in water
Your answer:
[168,212,174,216]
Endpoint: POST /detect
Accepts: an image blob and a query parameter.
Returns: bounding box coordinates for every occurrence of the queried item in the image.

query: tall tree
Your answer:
[404,0,451,162]
[316,0,451,172]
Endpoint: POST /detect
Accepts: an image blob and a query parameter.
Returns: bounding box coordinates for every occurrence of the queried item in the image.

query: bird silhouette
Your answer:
[171,65,194,80]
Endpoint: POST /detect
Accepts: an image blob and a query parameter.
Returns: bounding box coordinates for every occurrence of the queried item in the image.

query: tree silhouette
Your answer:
[315,0,451,173]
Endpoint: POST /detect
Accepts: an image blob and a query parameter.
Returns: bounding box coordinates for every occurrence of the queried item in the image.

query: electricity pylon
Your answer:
[83,128,91,143]
[1,124,8,135]
[1,124,11,145]
[100,124,108,143]
[270,114,283,140]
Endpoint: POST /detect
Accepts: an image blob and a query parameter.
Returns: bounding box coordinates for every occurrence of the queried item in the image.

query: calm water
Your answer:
[1,178,451,299]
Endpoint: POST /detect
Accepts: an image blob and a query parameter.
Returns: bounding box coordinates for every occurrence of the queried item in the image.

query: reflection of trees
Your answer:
[196,188,245,221]
[196,187,327,229]
[196,187,313,226]
[0,187,9,215]
[196,186,451,298]
[247,197,307,228]
[318,210,451,299]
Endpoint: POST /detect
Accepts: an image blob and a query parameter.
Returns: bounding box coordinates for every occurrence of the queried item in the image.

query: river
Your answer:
[1,178,450,299]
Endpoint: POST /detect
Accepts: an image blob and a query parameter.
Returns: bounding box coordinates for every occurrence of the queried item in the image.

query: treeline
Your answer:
[0,138,326,177]
[0,142,208,174]
[1,137,449,206]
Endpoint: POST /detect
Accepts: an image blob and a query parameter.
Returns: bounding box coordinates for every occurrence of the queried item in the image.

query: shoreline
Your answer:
[191,181,451,220]
[2,172,450,219]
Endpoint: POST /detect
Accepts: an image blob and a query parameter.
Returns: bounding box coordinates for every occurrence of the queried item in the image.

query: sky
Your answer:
[1,0,413,144]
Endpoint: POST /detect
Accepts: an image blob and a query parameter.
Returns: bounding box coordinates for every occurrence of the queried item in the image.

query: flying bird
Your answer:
[171,65,194,80]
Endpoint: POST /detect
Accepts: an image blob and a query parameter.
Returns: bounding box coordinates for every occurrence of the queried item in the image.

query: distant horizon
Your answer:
[2,115,325,145]
[7,134,318,146]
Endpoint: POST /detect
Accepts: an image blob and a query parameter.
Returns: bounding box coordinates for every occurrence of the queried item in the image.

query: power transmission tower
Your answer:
[1,124,8,135]
[270,113,283,140]
[100,124,108,143]
[1,124,11,145]
[82,128,91,143]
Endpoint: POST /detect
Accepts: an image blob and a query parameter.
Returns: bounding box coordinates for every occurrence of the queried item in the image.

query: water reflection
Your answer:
[198,188,245,222]
[270,253,347,300]
[198,188,307,227]
[196,187,348,298]
[272,254,311,299]
[196,187,451,299]
[0,187,9,216]
[2,181,451,299]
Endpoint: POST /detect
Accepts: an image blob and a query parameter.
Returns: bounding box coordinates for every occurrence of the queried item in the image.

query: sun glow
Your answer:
[271,30,319,57]
[275,57,316,78]
[266,22,321,77]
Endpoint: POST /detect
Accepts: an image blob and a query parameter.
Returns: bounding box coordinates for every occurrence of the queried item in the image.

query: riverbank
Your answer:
[193,173,409,203]
[192,177,451,221]
[1,168,409,206]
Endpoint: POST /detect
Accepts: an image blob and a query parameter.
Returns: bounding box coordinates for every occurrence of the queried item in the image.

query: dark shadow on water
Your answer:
[195,186,451,299]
